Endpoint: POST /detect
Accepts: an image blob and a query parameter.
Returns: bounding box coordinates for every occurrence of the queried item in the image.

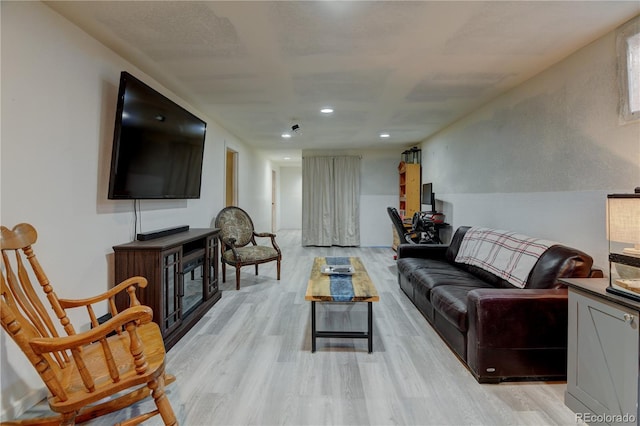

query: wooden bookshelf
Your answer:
[398,161,421,221]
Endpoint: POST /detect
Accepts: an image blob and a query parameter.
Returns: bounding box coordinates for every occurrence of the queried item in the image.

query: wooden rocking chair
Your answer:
[0,223,178,425]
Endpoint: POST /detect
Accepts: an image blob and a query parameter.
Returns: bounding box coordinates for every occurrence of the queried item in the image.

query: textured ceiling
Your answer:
[46,1,640,163]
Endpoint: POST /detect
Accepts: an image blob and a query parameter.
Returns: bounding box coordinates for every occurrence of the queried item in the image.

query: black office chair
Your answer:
[387,207,421,244]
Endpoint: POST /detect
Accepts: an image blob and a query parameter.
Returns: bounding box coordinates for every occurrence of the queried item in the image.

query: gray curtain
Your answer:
[302,156,360,246]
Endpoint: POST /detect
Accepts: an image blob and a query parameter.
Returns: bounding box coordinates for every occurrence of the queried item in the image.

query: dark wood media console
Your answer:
[113,228,221,350]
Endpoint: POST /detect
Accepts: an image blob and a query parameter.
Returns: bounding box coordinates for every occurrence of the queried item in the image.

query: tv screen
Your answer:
[108,71,207,199]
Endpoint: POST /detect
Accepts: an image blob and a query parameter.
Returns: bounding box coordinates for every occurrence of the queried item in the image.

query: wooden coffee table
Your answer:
[305,256,379,353]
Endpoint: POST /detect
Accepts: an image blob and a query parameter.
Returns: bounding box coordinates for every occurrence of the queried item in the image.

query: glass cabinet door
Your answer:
[205,236,219,299]
[162,247,182,336]
[182,255,205,317]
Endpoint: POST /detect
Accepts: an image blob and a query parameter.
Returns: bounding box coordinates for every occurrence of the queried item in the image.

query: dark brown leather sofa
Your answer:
[397,226,600,383]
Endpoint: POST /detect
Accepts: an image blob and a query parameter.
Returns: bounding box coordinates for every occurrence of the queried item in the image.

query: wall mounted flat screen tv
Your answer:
[108,71,207,199]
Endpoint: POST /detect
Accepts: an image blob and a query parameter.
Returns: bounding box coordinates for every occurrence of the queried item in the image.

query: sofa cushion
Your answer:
[411,264,488,299]
[398,244,448,260]
[456,264,514,289]
[431,283,491,332]
[397,257,454,282]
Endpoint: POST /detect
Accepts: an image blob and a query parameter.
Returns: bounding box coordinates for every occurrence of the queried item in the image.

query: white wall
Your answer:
[0,2,275,418]
[279,166,302,229]
[359,149,400,247]
[421,25,640,270]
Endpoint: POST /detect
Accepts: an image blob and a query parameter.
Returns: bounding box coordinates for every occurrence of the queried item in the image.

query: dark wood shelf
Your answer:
[113,228,221,350]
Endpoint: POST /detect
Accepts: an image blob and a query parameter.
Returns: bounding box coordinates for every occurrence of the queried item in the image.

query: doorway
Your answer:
[225,148,238,207]
[271,170,276,232]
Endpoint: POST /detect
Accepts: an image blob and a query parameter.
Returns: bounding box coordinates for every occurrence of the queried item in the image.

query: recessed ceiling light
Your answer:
[380,133,390,138]
[283,156,291,160]
[281,133,292,139]
[320,108,334,114]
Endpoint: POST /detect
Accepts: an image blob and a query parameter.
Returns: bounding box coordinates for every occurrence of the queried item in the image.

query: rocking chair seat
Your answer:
[44,320,166,413]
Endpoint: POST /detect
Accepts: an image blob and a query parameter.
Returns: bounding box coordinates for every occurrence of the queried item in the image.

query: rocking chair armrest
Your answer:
[58,276,148,309]
[28,305,153,354]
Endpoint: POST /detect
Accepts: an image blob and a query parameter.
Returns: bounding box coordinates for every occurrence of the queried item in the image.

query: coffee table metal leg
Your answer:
[311,301,316,353]
[311,300,374,353]
[368,302,373,353]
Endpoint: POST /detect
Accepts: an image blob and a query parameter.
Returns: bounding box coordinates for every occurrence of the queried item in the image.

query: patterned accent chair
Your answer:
[214,206,281,290]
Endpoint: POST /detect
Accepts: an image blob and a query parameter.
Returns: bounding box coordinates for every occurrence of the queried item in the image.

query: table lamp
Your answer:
[607,192,640,257]
[607,191,640,300]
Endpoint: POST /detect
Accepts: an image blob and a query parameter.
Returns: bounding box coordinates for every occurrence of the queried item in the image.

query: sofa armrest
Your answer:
[397,244,448,260]
[467,288,568,349]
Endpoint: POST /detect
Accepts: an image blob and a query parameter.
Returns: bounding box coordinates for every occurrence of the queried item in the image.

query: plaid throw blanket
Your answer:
[454,227,556,288]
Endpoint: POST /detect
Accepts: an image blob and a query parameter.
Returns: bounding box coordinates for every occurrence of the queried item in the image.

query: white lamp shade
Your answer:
[607,196,640,244]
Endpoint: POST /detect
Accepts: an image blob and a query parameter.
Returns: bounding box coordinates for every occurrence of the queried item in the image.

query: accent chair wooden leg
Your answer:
[236,267,241,290]
[277,259,281,280]
[255,264,258,275]
[221,262,226,283]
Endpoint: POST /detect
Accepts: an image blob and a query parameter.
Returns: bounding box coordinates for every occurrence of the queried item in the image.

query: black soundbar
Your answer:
[137,225,190,241]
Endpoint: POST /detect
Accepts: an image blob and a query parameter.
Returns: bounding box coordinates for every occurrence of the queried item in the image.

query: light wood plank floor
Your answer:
[24,230,585,425]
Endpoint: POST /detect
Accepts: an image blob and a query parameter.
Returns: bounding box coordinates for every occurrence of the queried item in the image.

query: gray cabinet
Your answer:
[563,278,639,426]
